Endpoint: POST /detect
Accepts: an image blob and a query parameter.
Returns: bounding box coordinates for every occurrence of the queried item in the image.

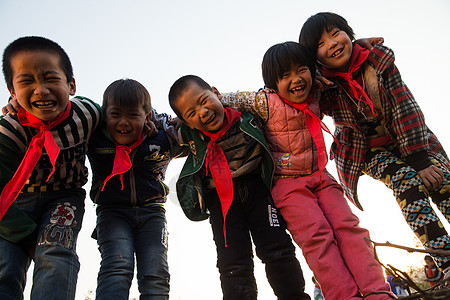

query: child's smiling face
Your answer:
[317,28,353,72]
[174,83,225,132]
[105,103,150,145]
[8,50,75,121]
[276,64,312,104]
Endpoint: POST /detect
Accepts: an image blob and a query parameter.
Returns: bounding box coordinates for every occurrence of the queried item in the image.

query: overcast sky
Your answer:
[1,0,449,299]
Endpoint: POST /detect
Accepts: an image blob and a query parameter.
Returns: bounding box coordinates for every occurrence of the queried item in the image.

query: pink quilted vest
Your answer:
[265,93,319,176]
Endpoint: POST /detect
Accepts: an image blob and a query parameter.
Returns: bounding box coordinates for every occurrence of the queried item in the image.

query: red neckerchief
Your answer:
[426,265,436,277]
[277,93,339,172]
[200,107,241,247]
[0,102,72,221]
[321,43,377,115]
[101,131,145,191]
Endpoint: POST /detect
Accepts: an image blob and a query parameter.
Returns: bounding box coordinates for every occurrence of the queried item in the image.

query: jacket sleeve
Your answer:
[167,127,190,159]
[370,45,432,171]
[176,124,209,221]
[73,96,103,131]
[221,89,270,122]
[0,117,37,242]
[0,118,25,190]
[151,108,173,129]
[151,109,189,158]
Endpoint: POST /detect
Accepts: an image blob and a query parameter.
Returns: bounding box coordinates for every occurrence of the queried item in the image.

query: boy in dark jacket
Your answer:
[168,75,310,300]
[88,79,187,299]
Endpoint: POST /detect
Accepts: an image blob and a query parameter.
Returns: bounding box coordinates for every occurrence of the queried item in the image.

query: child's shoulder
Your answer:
[0,113,22,142]
[71,96,101,111]
[70,96,102,124]
[367,44,395,72]
[0,111,18,124]
[0,112,24,134]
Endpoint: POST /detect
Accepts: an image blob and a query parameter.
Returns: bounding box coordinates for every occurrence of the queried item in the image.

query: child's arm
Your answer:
[151,109,178,141]
[151,109,189,158]
[0,126,23,193]
[220,89,269,122]
[0,118,37,240]
[355,37,384,50]
[369,45,444,190]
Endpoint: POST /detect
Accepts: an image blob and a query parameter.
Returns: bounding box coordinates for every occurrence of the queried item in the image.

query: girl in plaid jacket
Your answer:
[300,12,450,275]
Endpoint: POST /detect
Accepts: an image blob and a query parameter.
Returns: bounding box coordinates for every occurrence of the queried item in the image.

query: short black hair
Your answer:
[102,78,152,118]
[261,41,316,91]
[168,75,212,118]
[2,36,74,90]
[424,255,434,262]
[299,12,355,54]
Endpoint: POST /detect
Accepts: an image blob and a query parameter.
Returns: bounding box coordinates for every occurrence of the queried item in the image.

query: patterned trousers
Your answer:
[364,147,450,270]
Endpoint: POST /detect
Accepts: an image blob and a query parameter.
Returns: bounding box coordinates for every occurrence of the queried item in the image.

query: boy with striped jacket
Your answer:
[0,36,101,300]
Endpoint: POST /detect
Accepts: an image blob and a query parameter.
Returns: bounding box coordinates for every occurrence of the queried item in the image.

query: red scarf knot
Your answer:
[0,101,72,221]
[101,131,145,191]
[321,44,377,116]
[200,107,241,247]
[277,93,339,172]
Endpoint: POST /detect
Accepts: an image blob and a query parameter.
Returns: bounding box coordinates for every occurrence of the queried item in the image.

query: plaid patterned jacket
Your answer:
[321,45,449,210]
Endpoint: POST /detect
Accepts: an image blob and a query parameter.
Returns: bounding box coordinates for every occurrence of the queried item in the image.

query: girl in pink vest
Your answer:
[221,42,395,299]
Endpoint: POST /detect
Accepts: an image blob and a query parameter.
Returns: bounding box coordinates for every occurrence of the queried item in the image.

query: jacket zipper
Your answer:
[130,148,138,207]
[240,119,275,188]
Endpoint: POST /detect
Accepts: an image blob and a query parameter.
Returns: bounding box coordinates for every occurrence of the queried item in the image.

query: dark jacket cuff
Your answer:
[405,150,432,171]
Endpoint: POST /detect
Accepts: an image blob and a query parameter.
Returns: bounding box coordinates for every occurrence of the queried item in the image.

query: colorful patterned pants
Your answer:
[364,147,450,270]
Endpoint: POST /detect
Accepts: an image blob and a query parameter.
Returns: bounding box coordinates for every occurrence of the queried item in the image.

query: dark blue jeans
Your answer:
[95,205,169,300]
[205,176,310,300]
[0,188,85,300]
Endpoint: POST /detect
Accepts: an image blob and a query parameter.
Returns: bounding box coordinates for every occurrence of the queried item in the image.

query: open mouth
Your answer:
[117,130,131,134]
[290,85,305,94]
[204,112,216,125]
[32,100,57,109]
[331,48,343,58]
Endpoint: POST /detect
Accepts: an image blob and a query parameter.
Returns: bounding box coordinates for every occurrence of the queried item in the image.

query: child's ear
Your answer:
[212,86,222,100]
[69,78,76,96]
[146,110,152,122]
[8,87,16,99]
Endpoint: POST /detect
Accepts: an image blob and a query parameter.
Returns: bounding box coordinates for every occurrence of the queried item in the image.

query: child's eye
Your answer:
[16,77,33,84]
[332,29,340,36]
[318,41,324,48]
[18,79,33,84]
[47,77,61,82]
[281,73,289,78]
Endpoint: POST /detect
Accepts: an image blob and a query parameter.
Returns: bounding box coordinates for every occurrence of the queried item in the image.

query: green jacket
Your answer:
[176,111,274,221]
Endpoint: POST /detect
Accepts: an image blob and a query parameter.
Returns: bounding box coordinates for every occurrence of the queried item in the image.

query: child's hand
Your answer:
[144,120,158,138]
[355,37,384,50]
[418,165,444,191]
[168,117,182,131]
[2,97,21,116]
[315,76,334,91]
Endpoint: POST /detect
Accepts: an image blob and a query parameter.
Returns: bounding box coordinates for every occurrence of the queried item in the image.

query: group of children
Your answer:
[0,11,449,300]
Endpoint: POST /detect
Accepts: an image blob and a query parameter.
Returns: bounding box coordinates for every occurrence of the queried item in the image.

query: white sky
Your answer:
[1,0,450,299]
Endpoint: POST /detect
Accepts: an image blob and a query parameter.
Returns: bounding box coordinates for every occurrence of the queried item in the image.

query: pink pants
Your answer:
[272,170,394,300]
